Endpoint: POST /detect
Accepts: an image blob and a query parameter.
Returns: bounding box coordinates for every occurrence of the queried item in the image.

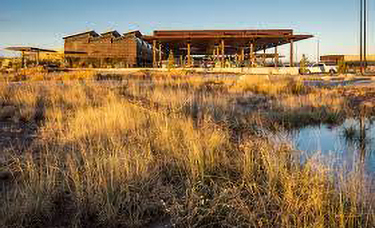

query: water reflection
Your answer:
[303,79,372,87]
[288,119,375,176]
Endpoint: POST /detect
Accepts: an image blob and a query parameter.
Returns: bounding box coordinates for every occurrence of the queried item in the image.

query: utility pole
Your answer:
[364,0,367,69]
[359,0,368,74]
[360,0,363,74]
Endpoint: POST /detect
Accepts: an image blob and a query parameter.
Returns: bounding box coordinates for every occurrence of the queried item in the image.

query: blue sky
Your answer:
[0,0,371,61]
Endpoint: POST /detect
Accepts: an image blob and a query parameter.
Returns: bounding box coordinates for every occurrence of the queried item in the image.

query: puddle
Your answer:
[304,79,372,87]
[281,119,375,176]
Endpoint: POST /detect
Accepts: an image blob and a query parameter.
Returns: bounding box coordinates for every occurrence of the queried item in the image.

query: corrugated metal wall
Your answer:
[64,32,152,67]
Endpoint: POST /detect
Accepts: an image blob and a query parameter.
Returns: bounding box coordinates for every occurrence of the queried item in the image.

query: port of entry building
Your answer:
[144,29,312,68]
[63,29,313,68]
[64,30,153,68]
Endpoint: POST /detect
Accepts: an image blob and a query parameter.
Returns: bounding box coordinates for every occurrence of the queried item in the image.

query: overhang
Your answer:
[143,29,313,55]
[5,47,57,53]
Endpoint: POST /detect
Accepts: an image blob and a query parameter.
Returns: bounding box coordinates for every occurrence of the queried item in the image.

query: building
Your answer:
[144,29,312,68]
[320,55,375,66]
[64,29,313,68]
[63,30,153,68]
[4,47,59,67]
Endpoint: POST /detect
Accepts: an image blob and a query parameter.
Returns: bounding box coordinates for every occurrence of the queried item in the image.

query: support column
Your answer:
[274,45,278,68]
[290,39,294,67]
[158,43,162,67]
[36,51,40,65]
[168,48,174,68]
[249,42,254,67]
[187,42,191,67]
[253,42,257,67]
[216,46,220,61]
[153,40,157,68]
[263,48,266,66]
[241,47,245,66]
[221,39,225,68]
[21,51,25,68]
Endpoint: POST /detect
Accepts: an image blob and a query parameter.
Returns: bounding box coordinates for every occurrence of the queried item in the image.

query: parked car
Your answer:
[305,63,338,75]
[201,61,215,68]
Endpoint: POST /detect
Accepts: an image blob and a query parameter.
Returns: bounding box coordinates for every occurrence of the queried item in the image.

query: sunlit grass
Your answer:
[0,73,373,227]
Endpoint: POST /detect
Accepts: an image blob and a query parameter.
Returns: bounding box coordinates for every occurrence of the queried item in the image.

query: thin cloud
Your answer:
[0,18,11,22]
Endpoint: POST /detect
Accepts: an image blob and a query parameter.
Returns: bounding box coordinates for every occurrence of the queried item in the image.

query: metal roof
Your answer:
[143,29,313,55]
[101,30,121,37]
[5,47,57,53]
[63,30,100,39]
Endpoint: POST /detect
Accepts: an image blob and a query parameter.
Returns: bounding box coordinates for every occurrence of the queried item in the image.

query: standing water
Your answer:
[285,119,375,177]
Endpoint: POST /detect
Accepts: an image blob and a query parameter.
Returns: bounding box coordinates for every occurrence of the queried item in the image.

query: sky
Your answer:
[0,0,372,62]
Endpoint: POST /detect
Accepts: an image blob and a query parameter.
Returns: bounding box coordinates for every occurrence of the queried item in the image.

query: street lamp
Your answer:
[317,38,320,63]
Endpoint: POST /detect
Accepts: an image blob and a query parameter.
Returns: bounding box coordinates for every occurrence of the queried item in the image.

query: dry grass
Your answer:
[0,67,96,82]
[0,73,374,227]
[235,75,308,96]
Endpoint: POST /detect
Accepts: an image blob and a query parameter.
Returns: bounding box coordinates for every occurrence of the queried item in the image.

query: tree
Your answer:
[299,54,309,74]
[167,50,175,69]
[338,59,348,74]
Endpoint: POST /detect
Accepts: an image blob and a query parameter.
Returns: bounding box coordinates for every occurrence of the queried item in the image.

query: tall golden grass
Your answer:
[0,67,96,82]
[0,74,373,227]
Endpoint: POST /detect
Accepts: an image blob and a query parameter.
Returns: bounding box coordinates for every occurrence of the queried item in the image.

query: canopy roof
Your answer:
[5,47,57,53]
[143,29,313,55]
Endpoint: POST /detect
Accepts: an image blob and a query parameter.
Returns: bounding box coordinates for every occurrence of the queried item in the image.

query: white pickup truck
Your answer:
[305,63,338,75]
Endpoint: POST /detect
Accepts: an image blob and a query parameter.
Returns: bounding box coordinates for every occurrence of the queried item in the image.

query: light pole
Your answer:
[295,43,298,64]
[317,38,320,63]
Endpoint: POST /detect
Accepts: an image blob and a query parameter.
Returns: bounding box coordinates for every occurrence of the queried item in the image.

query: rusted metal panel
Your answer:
[63,31,100,40]
[64,30,152,67]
